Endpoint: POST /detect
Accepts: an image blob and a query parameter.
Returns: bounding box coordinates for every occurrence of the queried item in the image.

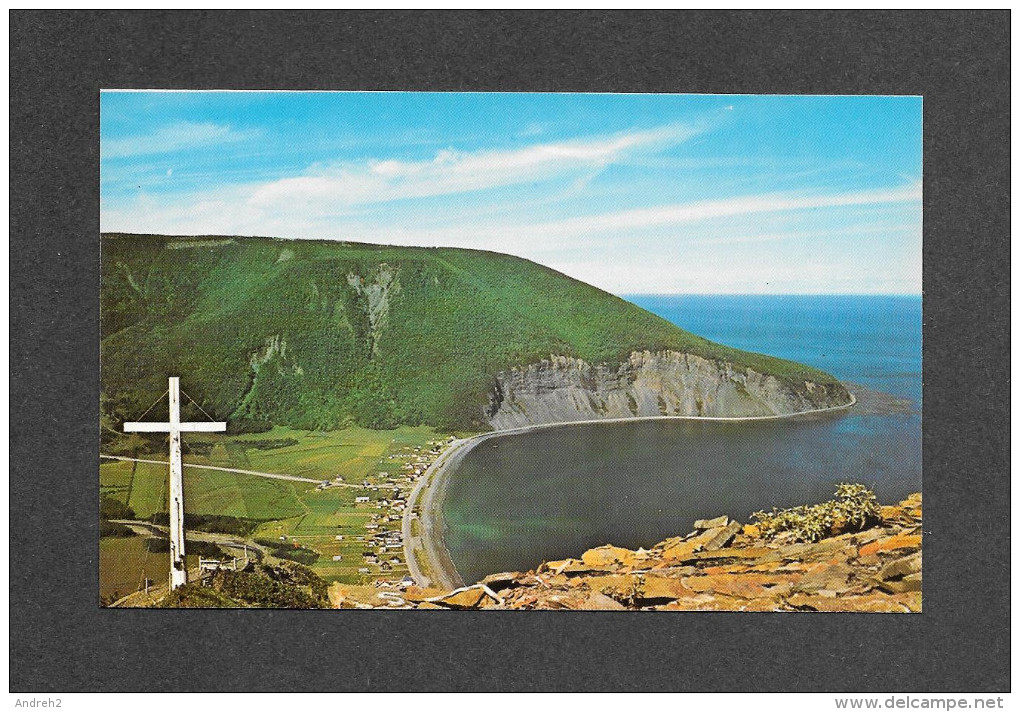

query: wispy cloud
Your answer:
[697,222,922,247]
[100,180,922,250]
[325,183,923,252]
[245,123,703,211]
[529,182,922,238]
[102,121,261,159]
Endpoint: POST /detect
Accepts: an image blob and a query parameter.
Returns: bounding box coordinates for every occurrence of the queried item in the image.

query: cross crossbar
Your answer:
[124,421,226,432]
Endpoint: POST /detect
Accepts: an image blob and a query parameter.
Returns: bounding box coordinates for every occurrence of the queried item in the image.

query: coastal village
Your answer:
[230,434,455,587]
[99,237,920,611]
[324,436,451,583]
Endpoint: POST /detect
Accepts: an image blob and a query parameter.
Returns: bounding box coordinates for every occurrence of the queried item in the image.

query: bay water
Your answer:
[442,295,922,584]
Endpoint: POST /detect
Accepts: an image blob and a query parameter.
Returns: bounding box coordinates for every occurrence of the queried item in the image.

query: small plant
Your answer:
[751,483,881,542]
[830,482,882,529]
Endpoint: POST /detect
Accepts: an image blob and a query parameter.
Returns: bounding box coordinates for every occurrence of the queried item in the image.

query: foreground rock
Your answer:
[379,493,922,612]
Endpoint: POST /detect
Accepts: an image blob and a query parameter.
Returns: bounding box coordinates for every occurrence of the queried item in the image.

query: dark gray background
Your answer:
[9,10,1010,692]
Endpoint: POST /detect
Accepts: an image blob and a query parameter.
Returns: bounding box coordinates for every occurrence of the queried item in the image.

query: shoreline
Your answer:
[403,391,857,591]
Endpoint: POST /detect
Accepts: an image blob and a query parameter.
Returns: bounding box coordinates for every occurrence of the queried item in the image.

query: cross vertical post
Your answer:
[167,376,186,589]
[123,377,226,591]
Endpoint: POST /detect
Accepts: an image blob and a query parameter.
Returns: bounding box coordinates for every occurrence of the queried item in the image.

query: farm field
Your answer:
[99,536,201,601]
[100,424,459,595]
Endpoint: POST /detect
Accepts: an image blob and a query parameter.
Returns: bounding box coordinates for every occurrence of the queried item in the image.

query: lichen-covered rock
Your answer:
[581,545,639,570]
[703,521,743,551]
[479,571,523,591]
[694,515,730,530]
[859,533,922,557]
[880,552,922,581]
[427,584,503,609]
[579,592,627,610]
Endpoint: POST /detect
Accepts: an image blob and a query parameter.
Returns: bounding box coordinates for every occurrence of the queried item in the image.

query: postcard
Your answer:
[99,91,922,610]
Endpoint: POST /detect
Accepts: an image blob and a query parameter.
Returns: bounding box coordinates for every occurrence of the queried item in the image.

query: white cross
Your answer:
[124,377,225,590]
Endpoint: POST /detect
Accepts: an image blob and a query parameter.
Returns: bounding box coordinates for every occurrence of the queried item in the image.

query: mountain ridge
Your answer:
[100,233,851,434]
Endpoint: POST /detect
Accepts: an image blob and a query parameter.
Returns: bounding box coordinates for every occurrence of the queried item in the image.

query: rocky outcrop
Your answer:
[485,351,852,430]
[377,493,921,612]
[347,264,400,357]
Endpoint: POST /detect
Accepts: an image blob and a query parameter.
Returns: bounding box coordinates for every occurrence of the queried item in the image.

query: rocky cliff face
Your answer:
[485,351,852,430]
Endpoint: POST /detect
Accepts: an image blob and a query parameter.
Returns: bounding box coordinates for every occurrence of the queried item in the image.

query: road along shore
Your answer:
[403,391,857,592]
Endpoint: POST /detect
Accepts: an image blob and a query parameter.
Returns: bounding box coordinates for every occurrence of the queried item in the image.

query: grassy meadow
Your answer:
[99,537,202,601]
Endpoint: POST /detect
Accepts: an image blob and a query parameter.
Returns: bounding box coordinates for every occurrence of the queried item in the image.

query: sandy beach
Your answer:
[403,392,857,591]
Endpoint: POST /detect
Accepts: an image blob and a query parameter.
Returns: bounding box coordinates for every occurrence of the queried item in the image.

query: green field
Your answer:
[99,536,201,602]
[100,425,450,594]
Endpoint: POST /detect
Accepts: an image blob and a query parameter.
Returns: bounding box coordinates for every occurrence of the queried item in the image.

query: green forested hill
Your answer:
[100,234,840,432]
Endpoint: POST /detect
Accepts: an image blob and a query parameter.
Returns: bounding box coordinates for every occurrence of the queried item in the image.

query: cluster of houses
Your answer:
[342,438,452,582]
[359,528,404,572]
[334,438,450,583]
[388,439,452,479]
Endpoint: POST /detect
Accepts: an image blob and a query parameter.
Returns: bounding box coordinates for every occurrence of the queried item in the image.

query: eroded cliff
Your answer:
[485,351,852,430]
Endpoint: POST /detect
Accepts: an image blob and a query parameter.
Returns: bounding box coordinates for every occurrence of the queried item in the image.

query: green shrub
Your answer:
[99,495,135,521]
[213,562,329,608]
[149,562,329,608]
[254,538,319,565]
[154,584,241,608]
[151,512,262,537]
[144,537,228,559]
[751,483,881,542]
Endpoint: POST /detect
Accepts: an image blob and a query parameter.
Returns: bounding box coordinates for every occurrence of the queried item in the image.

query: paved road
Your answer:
[101,454,322,483]
[101,454,403,490]
[402,438,473,591]
[112,519,271,561]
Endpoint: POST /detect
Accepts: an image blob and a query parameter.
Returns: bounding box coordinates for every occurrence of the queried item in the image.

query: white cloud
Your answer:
[558,248,921,295]
[244,124,702,211]
[528,182,923,239]
[101,181,922,253]
[102,122,260,159]
[317,183,923,253]
[99,118,921,295]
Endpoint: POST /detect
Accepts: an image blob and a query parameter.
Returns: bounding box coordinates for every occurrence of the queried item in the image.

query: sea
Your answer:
[441,295,923,584]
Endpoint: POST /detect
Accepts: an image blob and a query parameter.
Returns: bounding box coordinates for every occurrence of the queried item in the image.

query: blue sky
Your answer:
[100,92,921,295]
